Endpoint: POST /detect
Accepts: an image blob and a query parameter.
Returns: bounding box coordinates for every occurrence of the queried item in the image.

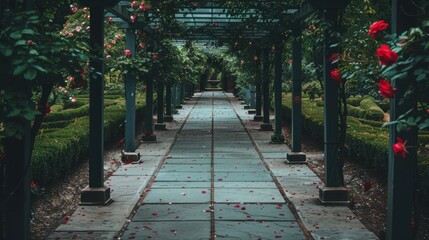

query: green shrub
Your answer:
[347,97,364,106]
[44,104,90,122]
[348,105,366,119]
[31,97,146,185]
[360,98,384,121]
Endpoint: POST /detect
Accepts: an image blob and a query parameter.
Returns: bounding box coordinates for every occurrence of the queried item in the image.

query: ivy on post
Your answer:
[155,80,167,130]
[121,28,140,163]
[80,1,115,205]
[286,24,307,163]
[387,0,418,238]
[316,5,348,204]
[271,40,285,143]
[164,82,174,122]
[142,73,157,142]
[260,47,273,131]
[254,48,263,121]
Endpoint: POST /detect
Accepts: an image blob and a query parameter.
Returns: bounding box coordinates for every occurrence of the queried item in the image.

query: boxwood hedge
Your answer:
[31,96,146,185]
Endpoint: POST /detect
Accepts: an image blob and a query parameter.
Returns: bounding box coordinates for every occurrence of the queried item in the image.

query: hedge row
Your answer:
[314,97,384,121]
[282,95,428,172]
[31,97,146,185]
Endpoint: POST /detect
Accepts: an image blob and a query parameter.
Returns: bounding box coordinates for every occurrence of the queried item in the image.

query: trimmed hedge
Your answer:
[31,98,146,185]
[360,98,384,121]
[282,94,427,173]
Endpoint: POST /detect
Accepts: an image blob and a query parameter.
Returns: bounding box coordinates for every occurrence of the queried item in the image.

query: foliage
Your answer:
[0,10,89,139]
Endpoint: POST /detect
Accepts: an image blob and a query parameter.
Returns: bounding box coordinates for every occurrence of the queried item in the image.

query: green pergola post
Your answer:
[287,25,307,163]
[248,85,256,114]
[387,0,418,238]
[121,28,140,162]
[4,87,31,240]
[155,81,166,130]
[172,83,178,111]
[271,40,285,143]
[260,48,273,131]
[164,82,174,122]
[81,6,111,205]
[318,8,348,204]
[142,75,157,142]
[176,84,183,109]
[244,87,251,109]
[254,48,263,121]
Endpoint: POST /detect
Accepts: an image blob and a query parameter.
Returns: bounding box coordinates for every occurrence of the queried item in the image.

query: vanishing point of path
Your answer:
[49,91,376,240]
[120,91,308,239]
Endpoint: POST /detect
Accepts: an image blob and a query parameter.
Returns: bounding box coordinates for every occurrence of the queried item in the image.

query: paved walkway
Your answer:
[49,92,377,240]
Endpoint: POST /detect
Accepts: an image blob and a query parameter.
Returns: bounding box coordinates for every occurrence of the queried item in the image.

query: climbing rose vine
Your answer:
[376,44,398,66]
[378,79,396,99]
[368,20,389,39]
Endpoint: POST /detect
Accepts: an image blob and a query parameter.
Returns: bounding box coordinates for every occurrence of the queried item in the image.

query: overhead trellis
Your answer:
[104,0,313,44]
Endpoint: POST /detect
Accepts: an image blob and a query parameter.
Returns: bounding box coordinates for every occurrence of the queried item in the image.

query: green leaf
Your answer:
[13,64,28,76]
[1,48,13,57]
[15,40,27,46]
[29,49,39,55]
[10,31,22,40]
[7,108,21,117]
[32,65,47,73]
[24,68,37,80]
[21,28,35,35]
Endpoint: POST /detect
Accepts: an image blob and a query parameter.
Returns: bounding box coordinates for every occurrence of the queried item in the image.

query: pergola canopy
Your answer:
[104,1,315,45]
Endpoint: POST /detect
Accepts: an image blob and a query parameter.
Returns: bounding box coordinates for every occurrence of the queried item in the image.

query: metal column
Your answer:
[387,0,418,238]
[155,81,166,130]
[142,75,156,142]
[272,41,285,143]
[81,6,111,205]
[164,82,174,122]
[121,28,140,162]
[287,26,307,163]
[260,48,273,131]
[318,8,348,204]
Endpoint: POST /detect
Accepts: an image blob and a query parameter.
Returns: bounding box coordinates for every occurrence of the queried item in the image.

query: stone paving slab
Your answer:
[121,221,211,239]
[214,182,278,189]
[214,158,261,164]
[150,182,211,189]
[214,203,295,221]
[47,231,116,239]
[134,204,211,221]
[215,221,305,239]
[161,163,211,172]
[56,203,135,232]
[155,172,211,182]
[214,188,284,203]
[164,157,212,164]
[213,172,273,182]
[143,188,211,203]
[105,175,150,202]
[214,163,267,172]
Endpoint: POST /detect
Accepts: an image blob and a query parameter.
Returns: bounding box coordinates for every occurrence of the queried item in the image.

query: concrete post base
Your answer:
[260,123,273,131]
[253,115,263,121]
[270,134,285,144]
[155,123,167,130]
[142,134,157,142]
[319,184,349,205]
[121,150,141,163]
[244,105,251,109]
[163,115,174,122]
[176,105,183,109]
[285,152,307,164]
[248,109,256,114]
[80,186,112,205]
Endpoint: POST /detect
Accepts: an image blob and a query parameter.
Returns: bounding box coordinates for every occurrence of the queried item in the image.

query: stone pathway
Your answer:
[120,92,307,239]
[49,91,377,240]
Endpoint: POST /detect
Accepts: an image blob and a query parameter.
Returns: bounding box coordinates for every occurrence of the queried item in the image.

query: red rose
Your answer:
[376,44,398,66]
[330,68,342,83]
[368,20,389,39]
[253,56,258,61]
[152,54,158,60]
[378,79,396,99]
[124,49,132,56]
[392,137,407,158]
